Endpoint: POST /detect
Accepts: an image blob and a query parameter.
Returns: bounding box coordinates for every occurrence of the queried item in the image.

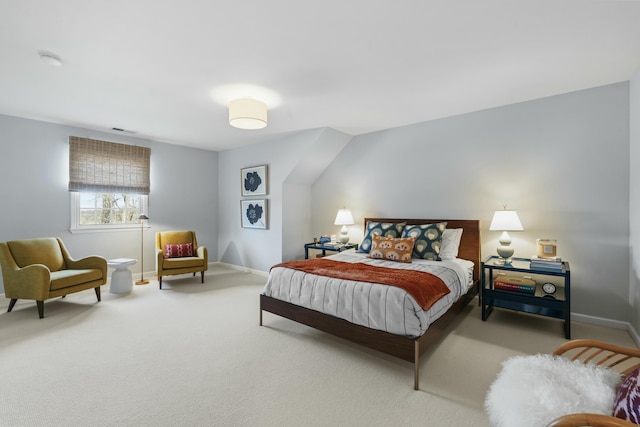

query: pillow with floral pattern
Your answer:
[401,222,447,260]
[368,234,416,263]
[358,221,406,254]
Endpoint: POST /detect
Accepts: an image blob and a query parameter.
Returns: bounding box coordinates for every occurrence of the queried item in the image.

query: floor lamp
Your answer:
[135,214,149,285]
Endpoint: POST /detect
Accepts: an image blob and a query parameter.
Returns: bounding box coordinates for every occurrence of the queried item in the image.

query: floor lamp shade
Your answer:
[135,214,149,285]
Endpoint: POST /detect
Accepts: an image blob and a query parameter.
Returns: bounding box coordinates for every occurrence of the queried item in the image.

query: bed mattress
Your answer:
[262,250,474,338]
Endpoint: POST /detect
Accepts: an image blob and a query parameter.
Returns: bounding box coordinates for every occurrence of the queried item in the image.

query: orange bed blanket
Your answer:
[271,258,450,311]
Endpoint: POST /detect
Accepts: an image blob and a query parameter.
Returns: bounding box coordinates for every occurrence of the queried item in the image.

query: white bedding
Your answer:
[262,250,474,338]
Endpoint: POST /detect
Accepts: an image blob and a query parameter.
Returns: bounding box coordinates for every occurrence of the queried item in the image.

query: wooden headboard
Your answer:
[364,218,481,284]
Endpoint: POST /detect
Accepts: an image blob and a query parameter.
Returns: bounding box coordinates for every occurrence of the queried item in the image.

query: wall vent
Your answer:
[111,127,137,134]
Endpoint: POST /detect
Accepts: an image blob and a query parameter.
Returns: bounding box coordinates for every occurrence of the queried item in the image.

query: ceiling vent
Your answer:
[111,127,137,134]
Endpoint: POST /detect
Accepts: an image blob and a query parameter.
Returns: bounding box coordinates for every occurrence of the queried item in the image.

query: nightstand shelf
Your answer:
[481,256,571,339]
[304,242,358,259]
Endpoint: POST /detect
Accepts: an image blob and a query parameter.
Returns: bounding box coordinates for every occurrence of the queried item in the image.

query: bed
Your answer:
[259,218,480,390]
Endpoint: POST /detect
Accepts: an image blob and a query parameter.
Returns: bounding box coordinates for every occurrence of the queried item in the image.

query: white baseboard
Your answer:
[215,262,269,277]
[630,325,640,347]
[132,262,227,282]
[572,312,640,347]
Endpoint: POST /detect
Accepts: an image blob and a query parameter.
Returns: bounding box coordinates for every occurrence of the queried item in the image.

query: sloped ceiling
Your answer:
[1,0,640,152]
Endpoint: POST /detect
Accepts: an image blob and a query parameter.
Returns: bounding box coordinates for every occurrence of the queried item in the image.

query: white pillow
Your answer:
[485,354,621,427]
[440,228,463,260]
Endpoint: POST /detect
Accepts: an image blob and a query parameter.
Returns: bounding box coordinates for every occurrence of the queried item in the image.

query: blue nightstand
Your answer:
[481,255,571,339]
[304,242,358,259]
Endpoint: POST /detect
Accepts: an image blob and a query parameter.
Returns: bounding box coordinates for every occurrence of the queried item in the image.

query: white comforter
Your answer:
[262,250,474,338]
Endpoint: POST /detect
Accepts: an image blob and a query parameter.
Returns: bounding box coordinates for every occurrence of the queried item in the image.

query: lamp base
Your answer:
[496,245,514,258]
[135,279,149,285]
[339,225,350,244]
[496,244,515,265]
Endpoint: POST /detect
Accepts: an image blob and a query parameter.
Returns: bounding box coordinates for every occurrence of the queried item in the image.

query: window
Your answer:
[68,136,150,232]
[71,192,148,232]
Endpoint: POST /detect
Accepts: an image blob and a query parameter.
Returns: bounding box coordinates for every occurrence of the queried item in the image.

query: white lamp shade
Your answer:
[489,210,523,231]
[229,98,267,129]
[334,209,354,226]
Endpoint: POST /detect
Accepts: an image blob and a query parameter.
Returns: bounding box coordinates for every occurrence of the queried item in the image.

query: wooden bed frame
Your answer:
[259,218,481,390]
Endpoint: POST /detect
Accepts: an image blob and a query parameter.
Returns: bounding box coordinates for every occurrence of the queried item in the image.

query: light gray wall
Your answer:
[311,83,630,322]
[217,130,318,272]
[0,114,218,293]
[217,128,351,272]
[1,81,634,325]
[282,128,352,261]
[630,70,640,333]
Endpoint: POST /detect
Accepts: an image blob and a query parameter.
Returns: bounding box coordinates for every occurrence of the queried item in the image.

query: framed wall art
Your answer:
[241,199,268,229]
[241,165,268,196]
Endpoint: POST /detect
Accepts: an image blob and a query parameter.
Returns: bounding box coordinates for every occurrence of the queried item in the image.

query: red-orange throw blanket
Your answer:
[271,258,450,311]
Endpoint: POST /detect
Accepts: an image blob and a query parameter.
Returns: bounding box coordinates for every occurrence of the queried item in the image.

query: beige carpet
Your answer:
[0,265,635,427]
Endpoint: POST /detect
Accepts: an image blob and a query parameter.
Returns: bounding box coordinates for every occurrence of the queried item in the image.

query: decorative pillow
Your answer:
[367,234,415,263]
[164,243,194,259]
[401,222,447,260]
[358,221,406,254]
[485,354,621,427]
[613,366,640,424]
[440,228,463,260]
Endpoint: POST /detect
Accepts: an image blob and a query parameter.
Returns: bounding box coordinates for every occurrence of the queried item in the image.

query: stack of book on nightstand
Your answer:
[322,242,342,248]
[493,276,536,295]
[530,256,563,271]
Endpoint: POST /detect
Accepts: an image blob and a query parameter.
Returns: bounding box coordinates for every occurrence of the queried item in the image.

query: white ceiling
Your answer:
[1,0,640,152]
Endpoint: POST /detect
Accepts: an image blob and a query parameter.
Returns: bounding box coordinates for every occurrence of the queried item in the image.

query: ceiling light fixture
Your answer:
[229,98,267,130]
[38,51,63,67]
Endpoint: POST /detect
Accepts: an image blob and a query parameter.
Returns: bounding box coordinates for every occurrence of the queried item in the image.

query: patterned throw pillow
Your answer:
[358,221,406,254]
[613,366,640,424]
[164,243,194,259]
[368,234,416,263]
[401,222,447,260]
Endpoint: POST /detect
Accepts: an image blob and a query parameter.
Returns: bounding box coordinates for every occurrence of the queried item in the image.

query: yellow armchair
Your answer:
[156,231,208,290]
[0,238,107,318]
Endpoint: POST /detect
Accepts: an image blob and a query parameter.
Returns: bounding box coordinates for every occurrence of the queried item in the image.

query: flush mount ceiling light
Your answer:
[228,98,268,130]
[38,50,63,67]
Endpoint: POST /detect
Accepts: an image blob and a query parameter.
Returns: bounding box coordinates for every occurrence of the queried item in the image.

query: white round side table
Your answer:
[107,258,137,294]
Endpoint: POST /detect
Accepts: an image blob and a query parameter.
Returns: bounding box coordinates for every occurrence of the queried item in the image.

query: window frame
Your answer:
[70,192,149,233]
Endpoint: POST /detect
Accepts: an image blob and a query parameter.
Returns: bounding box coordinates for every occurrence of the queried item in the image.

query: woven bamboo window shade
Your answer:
[68,136,151,194]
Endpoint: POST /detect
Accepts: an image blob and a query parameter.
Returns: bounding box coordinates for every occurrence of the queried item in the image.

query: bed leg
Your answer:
[414,341,420,390]
[259,308,263,326]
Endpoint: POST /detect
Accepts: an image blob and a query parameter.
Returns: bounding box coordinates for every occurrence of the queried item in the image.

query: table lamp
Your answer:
[334,208,354,244]
[489,206,523,264]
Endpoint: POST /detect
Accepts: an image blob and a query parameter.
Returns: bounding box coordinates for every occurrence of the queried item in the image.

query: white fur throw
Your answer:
[485,354,621,427]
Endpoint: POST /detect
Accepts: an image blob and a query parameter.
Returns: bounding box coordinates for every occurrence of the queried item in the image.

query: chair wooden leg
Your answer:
[7,298,17,312]
[159,276,162,290]
[94,287,101,302]
[36,300,44,319]
[201,271,204,283]
[193,272,196,276]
